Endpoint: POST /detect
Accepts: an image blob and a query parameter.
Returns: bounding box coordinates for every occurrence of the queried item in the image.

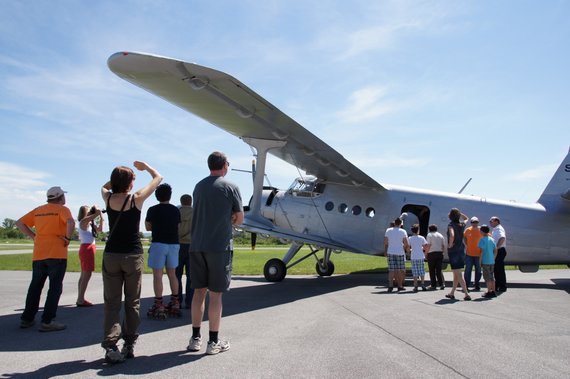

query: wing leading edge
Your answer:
[107,52,385,190]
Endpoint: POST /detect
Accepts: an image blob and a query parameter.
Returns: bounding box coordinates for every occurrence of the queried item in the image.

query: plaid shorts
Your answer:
[411,259,425,277]
[387,254,405,271]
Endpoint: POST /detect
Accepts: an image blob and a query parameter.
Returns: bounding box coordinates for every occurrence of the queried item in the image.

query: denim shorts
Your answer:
[148,242,180,269]
[448,251,465,270]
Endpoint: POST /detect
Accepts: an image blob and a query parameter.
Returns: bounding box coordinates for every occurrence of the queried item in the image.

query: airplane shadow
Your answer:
[0,274,383,354]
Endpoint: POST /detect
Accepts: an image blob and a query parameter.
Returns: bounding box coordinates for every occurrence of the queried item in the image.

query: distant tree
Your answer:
[2,218,17,229]
[0,218,26,239]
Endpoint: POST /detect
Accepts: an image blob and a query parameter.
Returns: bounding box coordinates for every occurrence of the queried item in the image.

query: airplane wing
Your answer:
[107,52,385,190]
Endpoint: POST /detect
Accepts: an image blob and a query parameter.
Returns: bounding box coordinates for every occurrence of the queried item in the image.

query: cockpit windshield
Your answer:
[287,177,325,197]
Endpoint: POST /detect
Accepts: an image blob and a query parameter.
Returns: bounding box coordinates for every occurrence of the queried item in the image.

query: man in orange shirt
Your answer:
[463,216,482,291]
[16,186,75,332]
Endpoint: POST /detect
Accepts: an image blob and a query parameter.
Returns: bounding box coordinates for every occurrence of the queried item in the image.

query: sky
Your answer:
[1,0,569,230]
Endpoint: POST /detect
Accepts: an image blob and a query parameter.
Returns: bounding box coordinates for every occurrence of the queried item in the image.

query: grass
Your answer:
[0,243,388,275]
[0,242,566,275]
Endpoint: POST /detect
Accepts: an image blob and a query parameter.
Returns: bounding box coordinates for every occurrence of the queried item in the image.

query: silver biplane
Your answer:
[108,52,570,282]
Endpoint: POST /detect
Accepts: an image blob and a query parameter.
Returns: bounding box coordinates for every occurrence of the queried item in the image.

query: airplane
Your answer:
[107,51,570,282]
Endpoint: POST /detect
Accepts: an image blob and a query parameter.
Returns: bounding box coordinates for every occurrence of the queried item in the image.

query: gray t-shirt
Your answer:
[190,175,243,252]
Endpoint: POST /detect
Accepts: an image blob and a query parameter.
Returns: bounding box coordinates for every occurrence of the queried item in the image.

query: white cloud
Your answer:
[335,85,401,124]
[0,162,50,220]
[508,164,557,182]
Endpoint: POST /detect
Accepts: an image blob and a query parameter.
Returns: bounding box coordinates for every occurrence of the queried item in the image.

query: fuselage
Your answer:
[254,178,570,265]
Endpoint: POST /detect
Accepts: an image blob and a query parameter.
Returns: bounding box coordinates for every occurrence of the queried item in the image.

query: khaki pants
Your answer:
[101,253,143,348]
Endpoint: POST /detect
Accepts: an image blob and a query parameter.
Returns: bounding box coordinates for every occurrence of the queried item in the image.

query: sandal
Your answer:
[464,295,472,301]
[445,294,455,299]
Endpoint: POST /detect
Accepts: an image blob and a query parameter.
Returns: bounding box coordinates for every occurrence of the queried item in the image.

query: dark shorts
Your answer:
[448,251,465,270]
[189,250,233,292]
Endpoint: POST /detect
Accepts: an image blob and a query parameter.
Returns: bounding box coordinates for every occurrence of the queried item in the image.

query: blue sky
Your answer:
[1,0,569,228]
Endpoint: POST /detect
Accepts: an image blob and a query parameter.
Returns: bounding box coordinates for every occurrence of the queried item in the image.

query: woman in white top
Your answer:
[76,205,103,306]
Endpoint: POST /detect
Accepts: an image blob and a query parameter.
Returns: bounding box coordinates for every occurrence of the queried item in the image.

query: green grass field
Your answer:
[0,243,388,275]
[1,242,566,275]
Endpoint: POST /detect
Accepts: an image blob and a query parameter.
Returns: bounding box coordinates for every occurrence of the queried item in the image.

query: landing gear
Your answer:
[263,244,336,281]
[264,258,286,282]
[316,258,335,276]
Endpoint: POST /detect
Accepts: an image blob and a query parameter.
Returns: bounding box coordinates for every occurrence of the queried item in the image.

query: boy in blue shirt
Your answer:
[478,225,497,298]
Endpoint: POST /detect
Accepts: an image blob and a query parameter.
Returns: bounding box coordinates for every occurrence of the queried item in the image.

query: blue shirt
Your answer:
[478,236,496,265]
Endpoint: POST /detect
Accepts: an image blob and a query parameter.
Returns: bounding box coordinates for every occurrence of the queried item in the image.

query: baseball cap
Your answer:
[47,186,67,200]
[470,216,479,223]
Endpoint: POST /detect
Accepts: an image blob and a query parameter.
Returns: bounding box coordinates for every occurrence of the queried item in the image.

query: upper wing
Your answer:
[108,52,384,190]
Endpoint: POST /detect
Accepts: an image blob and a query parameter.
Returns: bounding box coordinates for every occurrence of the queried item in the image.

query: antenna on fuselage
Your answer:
[458,178,472,194]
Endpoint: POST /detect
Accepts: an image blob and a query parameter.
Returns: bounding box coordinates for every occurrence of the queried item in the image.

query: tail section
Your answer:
[537,148,570,208]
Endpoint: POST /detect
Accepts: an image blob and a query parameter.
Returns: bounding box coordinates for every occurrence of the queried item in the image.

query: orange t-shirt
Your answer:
[464,226,482,257]
[19,203,73,261]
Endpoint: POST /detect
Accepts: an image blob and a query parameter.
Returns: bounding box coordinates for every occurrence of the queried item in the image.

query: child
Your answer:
[408,224,428,292]
[478,225,497,298]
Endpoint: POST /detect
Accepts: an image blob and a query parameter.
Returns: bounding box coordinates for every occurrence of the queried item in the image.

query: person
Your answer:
[16,186,75,332]
[384,218,410,292]
[177,194,194,309]
[408,224,427,292]
[76,205,104,307]
[145,183,181,320]
[100,161,162,364]
[445,208,471,301]
[478,225,498,298]
[490,216,508,292]
[463,216,482,291]
[187,151,243,355]
[425,224,447,290]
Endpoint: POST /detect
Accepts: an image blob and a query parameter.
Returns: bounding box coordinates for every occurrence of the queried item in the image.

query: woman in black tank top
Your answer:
[99,161,162,363]
[445,208,471,301]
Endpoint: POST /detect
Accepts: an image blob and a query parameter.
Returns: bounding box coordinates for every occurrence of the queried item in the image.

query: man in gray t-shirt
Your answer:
[187,151,243,356]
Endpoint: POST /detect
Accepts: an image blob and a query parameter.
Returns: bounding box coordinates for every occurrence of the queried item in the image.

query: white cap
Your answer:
[47,186,67,200]
[470,216,479,223]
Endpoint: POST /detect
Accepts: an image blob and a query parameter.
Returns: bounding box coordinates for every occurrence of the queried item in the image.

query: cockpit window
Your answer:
[288,177,325,197]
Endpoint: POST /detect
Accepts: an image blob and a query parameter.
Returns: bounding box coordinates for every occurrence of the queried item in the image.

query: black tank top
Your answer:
[104,194,143,254]
[447,221,465,254]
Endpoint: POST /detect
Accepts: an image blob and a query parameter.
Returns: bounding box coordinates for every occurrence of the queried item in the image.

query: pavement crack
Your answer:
[335,300,470,379]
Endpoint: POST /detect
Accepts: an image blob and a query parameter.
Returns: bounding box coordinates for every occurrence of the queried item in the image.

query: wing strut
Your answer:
[242,137,287,223]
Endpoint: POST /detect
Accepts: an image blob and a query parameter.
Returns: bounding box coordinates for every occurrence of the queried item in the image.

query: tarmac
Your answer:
[1,269,570,379]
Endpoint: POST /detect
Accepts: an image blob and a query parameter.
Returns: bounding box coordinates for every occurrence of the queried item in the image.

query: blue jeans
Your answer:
[21,259,67,324]
[464,255,481,287]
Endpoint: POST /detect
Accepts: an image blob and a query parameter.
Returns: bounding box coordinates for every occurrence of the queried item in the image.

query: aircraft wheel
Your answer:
[264,258,286,282]
[315,259,335,276]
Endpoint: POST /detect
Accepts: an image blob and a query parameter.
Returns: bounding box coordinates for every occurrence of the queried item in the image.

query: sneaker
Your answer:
[187,336,202,352]
[387,287,394,293]
[439,286,445,290]
[413,287,418,293]
[474,286,481,291]
[397,287,405,292]
[206,339,230,355]
[20,319,35,329]
[121,344,135,359]
[105,345,125,364]
[421,286,427,291]
[39,321,66,332]
[464,295,472,301]
[76,300,93,307]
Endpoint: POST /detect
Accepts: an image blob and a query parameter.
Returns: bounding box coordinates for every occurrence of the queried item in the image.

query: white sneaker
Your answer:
[187,336,202,352]
[206,339,230,355]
